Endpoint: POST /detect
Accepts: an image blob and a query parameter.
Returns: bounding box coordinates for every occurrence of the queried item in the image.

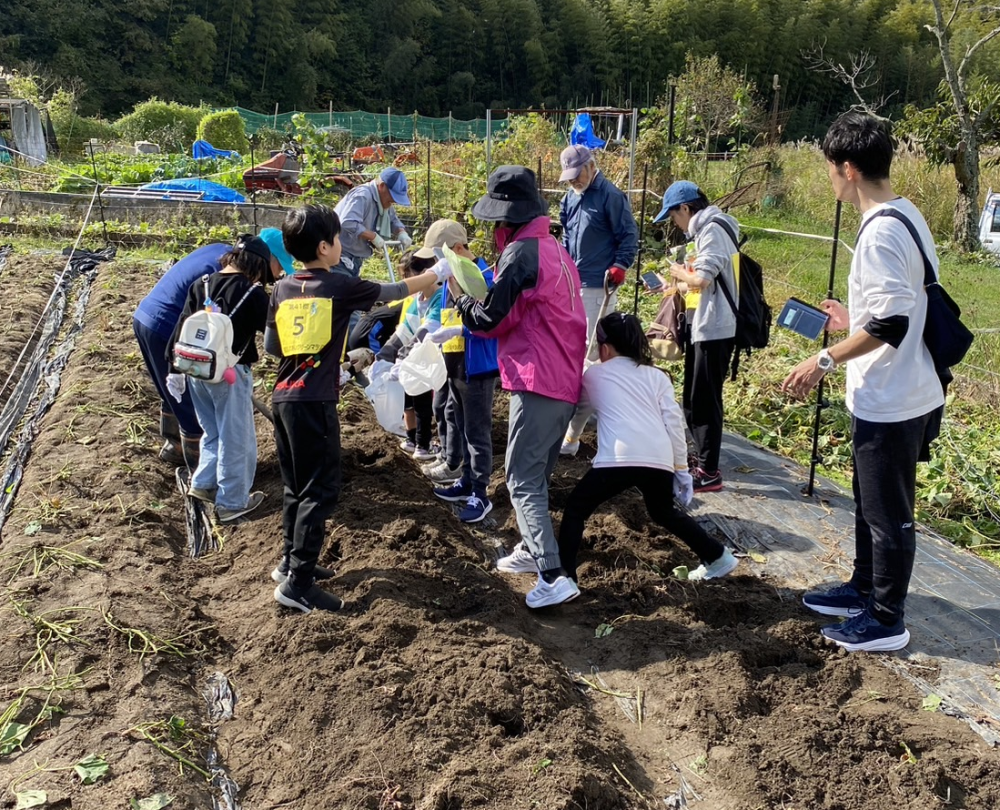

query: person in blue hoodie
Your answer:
[133,229,293,468]
[557,145,638,456]
[414,220,500,524]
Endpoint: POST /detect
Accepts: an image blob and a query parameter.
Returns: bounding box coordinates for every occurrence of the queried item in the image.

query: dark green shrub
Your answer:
[195,110,249,153]
[114,98,207,152]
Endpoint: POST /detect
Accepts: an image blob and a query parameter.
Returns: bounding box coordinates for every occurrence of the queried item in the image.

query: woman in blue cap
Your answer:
[133,228,293,469]
[652,181,739,493]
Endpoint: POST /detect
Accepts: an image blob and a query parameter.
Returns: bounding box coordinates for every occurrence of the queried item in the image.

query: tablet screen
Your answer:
[778,298,829,341]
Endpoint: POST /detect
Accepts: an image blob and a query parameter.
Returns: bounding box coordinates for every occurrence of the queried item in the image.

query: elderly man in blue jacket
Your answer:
[558,144,638,456]
[333,166,413,278]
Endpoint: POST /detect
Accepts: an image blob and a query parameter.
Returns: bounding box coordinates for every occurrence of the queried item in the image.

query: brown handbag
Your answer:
[645,287,687,361]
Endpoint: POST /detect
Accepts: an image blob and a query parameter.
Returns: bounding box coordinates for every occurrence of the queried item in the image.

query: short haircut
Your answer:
[398,249,436,278]
[219,247,271,285]
[281,204,341,263]
[822,111,894,181]
[684,192,710,215]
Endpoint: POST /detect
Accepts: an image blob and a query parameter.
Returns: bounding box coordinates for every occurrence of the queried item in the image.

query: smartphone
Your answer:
[641,271,664,291]
[777,297,829,340]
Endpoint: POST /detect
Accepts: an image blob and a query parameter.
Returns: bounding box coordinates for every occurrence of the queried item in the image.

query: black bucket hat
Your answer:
[472,165,548,224]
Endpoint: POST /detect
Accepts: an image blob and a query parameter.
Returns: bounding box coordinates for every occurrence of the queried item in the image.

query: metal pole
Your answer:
[250,134,259,235]
[273,103,278,129]
[667,85,677,146]
[387,107,392,143]
[628,107,637,200]
[426,139,432,226]
[633,163,648,316]
[87,142,109,245]
[486,109,492,178]
[448,111,453,142]
[537,156,543,191]
[329,100,333,128]
[806,200,842,496]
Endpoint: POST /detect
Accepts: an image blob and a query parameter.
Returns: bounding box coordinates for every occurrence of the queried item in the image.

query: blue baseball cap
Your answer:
[653,180,703,223]
[379,167,411,207]
[259,227,295,274]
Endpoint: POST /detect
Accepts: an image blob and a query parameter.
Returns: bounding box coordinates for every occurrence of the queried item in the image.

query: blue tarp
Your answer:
[569,113,606,149]
[192,139,239,160]
[139,178,246,203]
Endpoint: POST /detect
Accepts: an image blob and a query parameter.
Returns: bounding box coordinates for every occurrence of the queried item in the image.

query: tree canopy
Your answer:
[2,0,998,140]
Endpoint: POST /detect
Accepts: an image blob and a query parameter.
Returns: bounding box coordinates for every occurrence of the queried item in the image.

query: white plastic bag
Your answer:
[398,339,447,395]
[365,371,406,434]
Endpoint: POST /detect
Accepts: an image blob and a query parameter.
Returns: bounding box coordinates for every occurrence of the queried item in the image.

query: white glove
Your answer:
[166,373,187,403]
[673,470,694,507]
[369,359,392,380]
[346,347,375,372]
[339,368,352,386]
[427,326,463,344]
[388,363,402,382]
[372,234,386,251]
[398,231,413,250]
[430,257,453,284]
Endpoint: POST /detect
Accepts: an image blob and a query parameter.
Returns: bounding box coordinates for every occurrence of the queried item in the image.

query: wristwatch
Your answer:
[817,348,837,373]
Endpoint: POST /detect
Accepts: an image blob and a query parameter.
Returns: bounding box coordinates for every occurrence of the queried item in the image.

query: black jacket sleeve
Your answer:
[456,241,538,335]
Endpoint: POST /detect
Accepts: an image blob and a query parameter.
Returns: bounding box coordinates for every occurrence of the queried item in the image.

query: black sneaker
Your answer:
[802,582,867,617]
[821,609,910,652]
[216,491,265,524]
[270,560,336,584]
[692,468,723,493]
[274,580,343,613]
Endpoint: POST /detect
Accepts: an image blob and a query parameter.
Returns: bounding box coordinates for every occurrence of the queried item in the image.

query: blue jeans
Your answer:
[189,366,257,509]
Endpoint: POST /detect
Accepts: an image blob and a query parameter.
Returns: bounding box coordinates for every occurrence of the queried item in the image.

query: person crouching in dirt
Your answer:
[557,313,739,584]
[166,234,274,524]
[455,165,588,609]
[265,204,451,614]
[369,250,444,462]
[133,229,293,469]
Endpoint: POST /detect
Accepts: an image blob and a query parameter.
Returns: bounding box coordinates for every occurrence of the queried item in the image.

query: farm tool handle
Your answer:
[381,239,402,283]
[584,271,619,360]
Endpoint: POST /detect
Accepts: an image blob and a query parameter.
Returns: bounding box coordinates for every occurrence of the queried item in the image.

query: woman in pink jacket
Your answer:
[457,165,588,609]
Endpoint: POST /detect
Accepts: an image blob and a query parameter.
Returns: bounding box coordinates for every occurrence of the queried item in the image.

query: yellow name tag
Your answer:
[441,308,465,353]
[276,298,333,355]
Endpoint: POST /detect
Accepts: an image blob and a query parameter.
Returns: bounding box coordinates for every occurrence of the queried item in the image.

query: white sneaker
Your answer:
[496,543,537,574]
[559,438,580,457]
[526,574,580,609]
[688,548,739,581]
[426,462,463,483]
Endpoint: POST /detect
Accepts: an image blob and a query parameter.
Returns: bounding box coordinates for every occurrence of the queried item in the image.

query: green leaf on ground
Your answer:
[24,521,42,536]
[74,753,109,784]
[922,693,942,712]
[595,623,614,638]
[130,794,174,810]
[14,790,47,809]
[533,758,553,774]
[672,565,689,580]
[748,550,767,563]
[0,721,31,755]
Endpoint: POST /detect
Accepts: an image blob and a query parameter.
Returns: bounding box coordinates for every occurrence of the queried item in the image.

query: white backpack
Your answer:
[173,275,260,384]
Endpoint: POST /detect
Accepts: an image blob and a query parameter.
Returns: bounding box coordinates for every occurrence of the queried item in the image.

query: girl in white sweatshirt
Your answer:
[557,313,738,583]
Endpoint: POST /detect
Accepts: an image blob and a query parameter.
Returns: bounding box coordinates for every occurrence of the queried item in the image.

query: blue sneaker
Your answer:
[821,609,910,652]
[459,494,493,523]
[434,480,472,503]
[802,582,867,617]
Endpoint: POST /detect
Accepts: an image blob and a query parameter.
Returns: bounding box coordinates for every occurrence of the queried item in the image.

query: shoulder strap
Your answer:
[857,208,937,288]
[228,281,263,318]
[709,217,741,252]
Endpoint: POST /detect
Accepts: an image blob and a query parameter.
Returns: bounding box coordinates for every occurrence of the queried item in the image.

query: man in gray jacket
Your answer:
[333,167,413,278]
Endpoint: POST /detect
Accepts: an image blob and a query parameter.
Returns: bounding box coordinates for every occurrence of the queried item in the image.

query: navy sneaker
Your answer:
[434,480,472,503]
[459,494,493,523]
[802,582,867,617]
[821,609,910,652]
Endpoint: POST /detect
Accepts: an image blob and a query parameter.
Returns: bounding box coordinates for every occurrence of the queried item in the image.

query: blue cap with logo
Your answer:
[653,180,703,223]
[380,167,411,207]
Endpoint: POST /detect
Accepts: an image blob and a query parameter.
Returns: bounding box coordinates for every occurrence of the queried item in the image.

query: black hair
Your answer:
[397,249,436,279]
[822,111,894,181]
[597,312,653,366]
[680,191,710,215]
[281,204,342,263]
[220,234,271,285]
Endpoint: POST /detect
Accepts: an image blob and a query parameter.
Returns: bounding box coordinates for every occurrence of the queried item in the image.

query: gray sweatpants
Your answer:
[506,391,575,571]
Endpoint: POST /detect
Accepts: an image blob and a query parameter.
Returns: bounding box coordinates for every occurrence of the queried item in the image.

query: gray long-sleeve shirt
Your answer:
[333,182,404,260]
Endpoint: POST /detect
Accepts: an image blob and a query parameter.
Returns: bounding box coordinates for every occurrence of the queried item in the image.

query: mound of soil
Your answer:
[2,255,999,809]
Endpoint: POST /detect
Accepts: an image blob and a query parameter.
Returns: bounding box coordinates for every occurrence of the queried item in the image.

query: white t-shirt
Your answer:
[580,356,688,471]
[846,198,945,422]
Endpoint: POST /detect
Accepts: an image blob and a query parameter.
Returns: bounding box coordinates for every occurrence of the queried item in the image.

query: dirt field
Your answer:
[2,254,999,809]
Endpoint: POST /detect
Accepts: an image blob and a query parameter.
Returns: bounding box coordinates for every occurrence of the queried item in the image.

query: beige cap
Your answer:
[414,219,469,258]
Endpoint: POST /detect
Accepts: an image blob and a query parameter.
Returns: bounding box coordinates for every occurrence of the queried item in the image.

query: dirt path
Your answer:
[1,256,999,809]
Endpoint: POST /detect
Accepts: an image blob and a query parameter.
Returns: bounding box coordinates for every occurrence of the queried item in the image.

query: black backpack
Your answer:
[711,219,772,380]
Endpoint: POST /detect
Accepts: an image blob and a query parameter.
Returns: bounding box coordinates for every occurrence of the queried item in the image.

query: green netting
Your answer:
[230,107,507,141]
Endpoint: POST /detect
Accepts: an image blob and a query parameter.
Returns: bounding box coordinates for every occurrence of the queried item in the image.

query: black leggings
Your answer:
[404,391,434,449]
[558,466,725,581]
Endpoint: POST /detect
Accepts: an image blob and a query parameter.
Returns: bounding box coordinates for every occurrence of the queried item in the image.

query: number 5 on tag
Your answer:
[276,298,333,355]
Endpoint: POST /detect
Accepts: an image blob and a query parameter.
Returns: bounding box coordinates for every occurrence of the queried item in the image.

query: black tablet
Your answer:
[778,297,829,340]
